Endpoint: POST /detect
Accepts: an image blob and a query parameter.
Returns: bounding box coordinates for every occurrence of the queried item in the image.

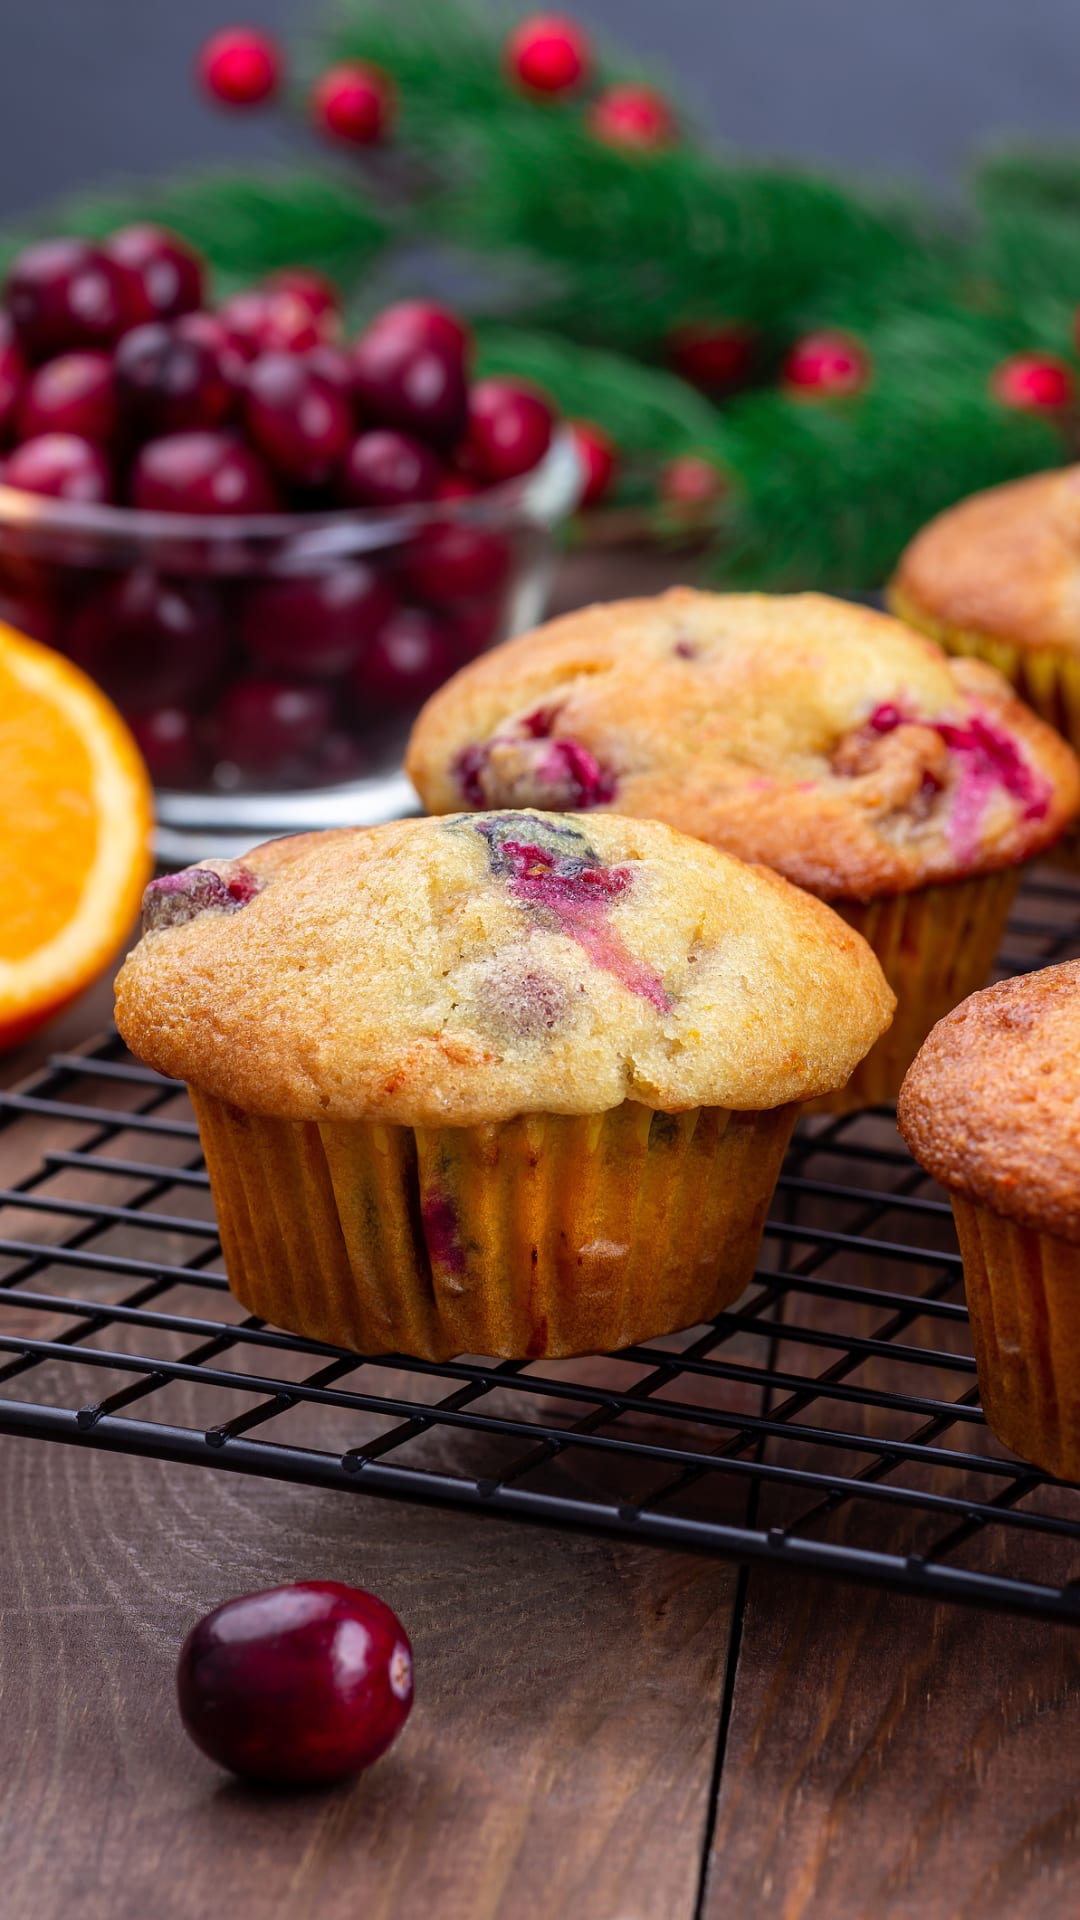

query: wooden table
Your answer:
[5,558,1080,1920]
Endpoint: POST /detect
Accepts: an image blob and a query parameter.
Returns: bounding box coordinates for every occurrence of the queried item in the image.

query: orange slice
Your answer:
[0,619,153,1049]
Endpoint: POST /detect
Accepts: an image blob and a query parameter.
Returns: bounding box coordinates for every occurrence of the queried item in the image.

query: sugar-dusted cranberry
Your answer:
[240,563,395,677]
[352,321,467,446]
[131,431,279,514]
[6,239,133,362]
[105,225,205,325]
[339,429,442,508]
[115,322,235,438]
[128,704,201,785]
[462,379,554,484]
[364,300,470,362]
[66,567,227,709]
[219,287,329,360]
[6,432,111,503]
[176,1582,413,1787]
[303,340,355,397]
[352,606,457,708]
[210,675,332,776]
[244,352,353,486]
[0,336,26,444]
[143,862,261,932]
[399,521,510,602]
[16,351,116,444]
[266,268,341,329]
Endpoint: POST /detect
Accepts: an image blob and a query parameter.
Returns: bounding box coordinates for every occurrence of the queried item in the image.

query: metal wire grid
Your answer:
[2,868,1080,1621]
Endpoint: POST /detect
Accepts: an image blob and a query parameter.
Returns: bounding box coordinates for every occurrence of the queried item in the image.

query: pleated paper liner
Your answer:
[952,1194,1080,1481]
[190,1091,798,1362]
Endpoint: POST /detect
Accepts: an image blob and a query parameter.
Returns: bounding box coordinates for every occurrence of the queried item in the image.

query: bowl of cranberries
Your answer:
[0,227,581,848]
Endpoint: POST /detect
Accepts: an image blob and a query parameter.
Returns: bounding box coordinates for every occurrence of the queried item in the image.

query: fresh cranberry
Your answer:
[339,429,442,507]
[5,239,133,362]
[219,287,329,360]
[0,337,25,443]
[6,432,111,503]
[449,596,501,660]
[569,419,617,506]
[128,704,201,785]
[352,606,457,708]
[266,268,341,329]
[303,341,355,397]
[65,567,227,709]
[365,301,471,362]
[436,471,479,501]
[399,521,511,602]
[115,322,234,438]
[174,311,249,392]
[177,1581,413,1787]
[352,324,467,446]
[131,432,279,514]
[105,225,205,325]
[240,564,395,676]
[244,353,353,486]
[16,351,116,444]
[462,379,554,484]
[210,676,332,776]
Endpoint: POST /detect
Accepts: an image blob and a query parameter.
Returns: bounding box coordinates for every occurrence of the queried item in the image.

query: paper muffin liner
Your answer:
[951,1194,1080,1480]
[189,1090,798,1362]
[889,584,1080,753]
[810,868,1019,1113]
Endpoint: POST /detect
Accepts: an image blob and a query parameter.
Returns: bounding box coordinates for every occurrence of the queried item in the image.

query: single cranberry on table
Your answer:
[244,353,353,487]
[115,323,235,438]
[131,432,279,514]
[177,1582,413,1787]
[461,379,554,484]
[339,430,443,508]
[128,704,202,785]
[219,287,330,360]
[17,351,117,445]
[352,322,467,447]
[65,567,227,710]
[353,606,458,708]
[399,521,511,603]
[5,238,133,362]
[6,432,111,503]
[105,225,205,325]
[240,564,396,677]
[209,676,333,778]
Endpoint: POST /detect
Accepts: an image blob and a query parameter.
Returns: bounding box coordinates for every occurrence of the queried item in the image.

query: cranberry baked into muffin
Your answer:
[899,962,1080,1480]
[115,812,892,1361]
[406,589,1080,1107]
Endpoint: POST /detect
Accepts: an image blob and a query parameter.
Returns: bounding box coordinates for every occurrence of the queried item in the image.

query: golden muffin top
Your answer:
[891,466,1080,656]
[405,589,1080,901]
[115,812,894,1126]
[899,960,1080,1244]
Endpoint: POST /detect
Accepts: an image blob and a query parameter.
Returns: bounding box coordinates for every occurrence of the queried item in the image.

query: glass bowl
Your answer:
[0,430,582,859]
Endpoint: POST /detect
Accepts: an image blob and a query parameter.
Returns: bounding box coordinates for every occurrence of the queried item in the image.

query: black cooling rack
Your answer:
[3,866,1080,1622]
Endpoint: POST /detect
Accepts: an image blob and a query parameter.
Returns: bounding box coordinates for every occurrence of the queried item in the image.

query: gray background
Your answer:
[1,0,1078,222]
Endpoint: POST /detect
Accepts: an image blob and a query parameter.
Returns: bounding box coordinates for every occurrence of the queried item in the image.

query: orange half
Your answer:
[0,619,153,1048]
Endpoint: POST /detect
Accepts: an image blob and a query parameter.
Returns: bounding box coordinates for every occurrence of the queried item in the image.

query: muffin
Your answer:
[890,466,1080,753]
[406,588,1080,1109]
[899,962,1080,1480]
[115,811,893,1362]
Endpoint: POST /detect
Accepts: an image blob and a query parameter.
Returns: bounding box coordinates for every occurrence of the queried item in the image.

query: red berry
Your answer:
[311,62,395,146]
[15,351,114,445]
[197,27,281,107]
[353,323,467,446]
[303,341,355,396]
[589,85,677,150]
[449,596,501,661]
[506,14,591,96]
[6,433,111,503]
[66,568,227,710]
[244,352,353,486]
[462,379,554,484]
[240,564,396,677]
[174,311,249,392]
[659,454,725,512]
[177,1582,412,1786]
[569,419,617,507]
[6,239,133,362]
[436,471,480,501]
[668,321,756,391]
[209,677,333,778]
[131,431,279,514]
[991,352,1075,412]
[266,268,341,329]
[315,730,369,783]
[115,323,235,438]
[105,225,205,325]
[783,331,870,398]
[0,338,26,444]
[399,522,511,602]
[218,287,329,359]
[340,429,443,508]
[353,606,457,708]
[366,301,471,362]
[128,705,201,785]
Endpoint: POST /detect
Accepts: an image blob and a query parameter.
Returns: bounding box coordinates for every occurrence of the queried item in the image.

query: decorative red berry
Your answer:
[6,432,112,503]
[668,321,756,392]
[17,351,116,445]
[340,430,443,508]
[782,331,870,398]
[506,14,591,96]
[131,431,279,515]
[659,454,725,514]
[311,62,395,146]
[991,353,1075,412]
[569,419,617,507]
[197,27,281,107]
[244,352,353,487]
[5,239,133,362]
[462,379,554,484]
[105,226,205,325]
[588,84,677,151]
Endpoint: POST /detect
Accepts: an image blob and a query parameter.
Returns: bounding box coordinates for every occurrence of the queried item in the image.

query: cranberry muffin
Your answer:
[899,962,1080,1480]
[115,811,892,1361]
[406,589,1080,1108]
